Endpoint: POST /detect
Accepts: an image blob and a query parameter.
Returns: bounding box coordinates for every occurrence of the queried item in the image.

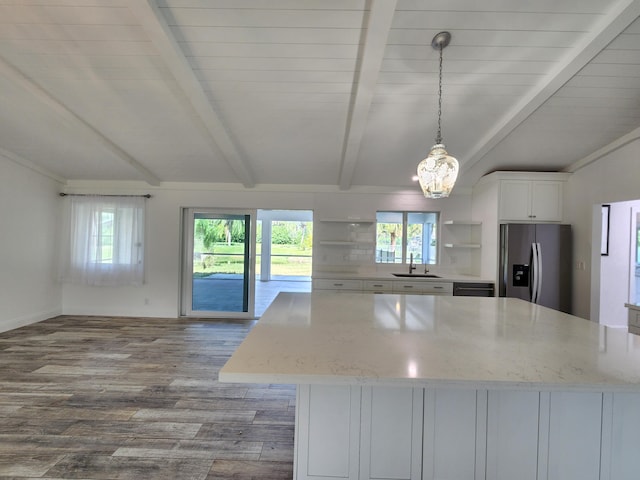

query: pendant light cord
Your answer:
[436,43,443,145]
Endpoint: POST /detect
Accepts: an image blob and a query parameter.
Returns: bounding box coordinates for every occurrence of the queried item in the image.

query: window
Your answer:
[376,211,438,264]
[61,196,145,286]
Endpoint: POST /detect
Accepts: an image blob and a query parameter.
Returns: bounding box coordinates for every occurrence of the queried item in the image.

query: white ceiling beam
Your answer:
[0,56,162,186]
[129,0,255,188]
[0,146,65,184]
[338,0,398,190]
[460,0,640,175]
[565,124,640,173]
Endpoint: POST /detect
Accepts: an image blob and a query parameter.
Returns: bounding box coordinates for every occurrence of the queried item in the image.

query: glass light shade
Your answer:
[416,144,459,198]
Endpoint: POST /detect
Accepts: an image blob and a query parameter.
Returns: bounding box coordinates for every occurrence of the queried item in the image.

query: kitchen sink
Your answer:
[392,273,440,278]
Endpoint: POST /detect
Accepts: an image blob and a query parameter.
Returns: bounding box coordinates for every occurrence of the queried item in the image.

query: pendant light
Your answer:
[416,31,459,199]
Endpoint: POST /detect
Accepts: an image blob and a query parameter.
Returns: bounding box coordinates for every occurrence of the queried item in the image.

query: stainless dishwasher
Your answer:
[453,282,495,297]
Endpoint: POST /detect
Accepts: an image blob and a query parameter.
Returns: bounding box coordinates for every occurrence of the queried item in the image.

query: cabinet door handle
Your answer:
[333,283,343,287]
[433,286,443,289]
[372,284,384,287]
[403,285,414,289]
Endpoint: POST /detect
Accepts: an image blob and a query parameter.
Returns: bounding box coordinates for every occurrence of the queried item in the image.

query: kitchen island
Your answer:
[220,292,640,480]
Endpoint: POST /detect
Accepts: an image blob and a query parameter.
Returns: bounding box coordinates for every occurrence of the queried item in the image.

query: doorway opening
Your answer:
[256,210,313,316]
[594,200,640,326]
[632,209,640,305]
[181,208,256,318]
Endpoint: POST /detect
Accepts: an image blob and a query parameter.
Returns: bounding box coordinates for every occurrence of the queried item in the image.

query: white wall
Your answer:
[598,200,640,327]
[8,137,638,326]
[565,138,640,320]
[5,137,638,325]
[61,183,473,318]
[0,155,63,332]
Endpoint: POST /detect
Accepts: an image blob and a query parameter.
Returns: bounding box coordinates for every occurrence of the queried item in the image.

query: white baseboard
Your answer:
[0,308,63,334]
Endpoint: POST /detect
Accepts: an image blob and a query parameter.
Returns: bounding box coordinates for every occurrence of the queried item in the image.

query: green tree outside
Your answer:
[193,219,312,276]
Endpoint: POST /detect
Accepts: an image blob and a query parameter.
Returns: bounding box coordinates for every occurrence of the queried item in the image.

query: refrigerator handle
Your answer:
[528,244,533,300]
[536,242,543,304]
[531,243,539,303]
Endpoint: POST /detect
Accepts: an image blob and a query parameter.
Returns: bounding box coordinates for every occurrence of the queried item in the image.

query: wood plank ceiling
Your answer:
[0,0,639,190]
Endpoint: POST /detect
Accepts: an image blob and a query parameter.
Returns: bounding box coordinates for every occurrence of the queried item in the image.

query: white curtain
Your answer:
[61,196,145,286]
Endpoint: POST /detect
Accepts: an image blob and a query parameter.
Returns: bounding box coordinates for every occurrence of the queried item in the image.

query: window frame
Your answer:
[375,211,439,265]
[62,196,146,286]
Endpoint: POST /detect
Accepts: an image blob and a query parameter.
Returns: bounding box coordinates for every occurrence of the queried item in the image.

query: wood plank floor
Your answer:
[0,316,295,479]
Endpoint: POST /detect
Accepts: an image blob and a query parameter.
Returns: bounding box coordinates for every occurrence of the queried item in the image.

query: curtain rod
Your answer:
[59,193,151,198]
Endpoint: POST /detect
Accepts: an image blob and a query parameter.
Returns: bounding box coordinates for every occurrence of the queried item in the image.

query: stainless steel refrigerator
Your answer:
[499,224,572,313]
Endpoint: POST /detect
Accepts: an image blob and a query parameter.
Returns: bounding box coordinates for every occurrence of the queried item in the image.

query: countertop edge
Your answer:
[218,371,640,393]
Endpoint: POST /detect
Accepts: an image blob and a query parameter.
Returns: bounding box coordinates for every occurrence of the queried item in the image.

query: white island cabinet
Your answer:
[220,293,640,480]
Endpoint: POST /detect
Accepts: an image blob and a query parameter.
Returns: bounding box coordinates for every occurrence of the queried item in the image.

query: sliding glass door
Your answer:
[181,208,256,318]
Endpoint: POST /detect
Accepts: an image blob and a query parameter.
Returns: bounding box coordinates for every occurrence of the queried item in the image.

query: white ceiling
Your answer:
[1,0,640,191]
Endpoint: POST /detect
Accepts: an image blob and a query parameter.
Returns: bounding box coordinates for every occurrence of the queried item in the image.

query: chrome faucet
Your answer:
[409,253,416,274]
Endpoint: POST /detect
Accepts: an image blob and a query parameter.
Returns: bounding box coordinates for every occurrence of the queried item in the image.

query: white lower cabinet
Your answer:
[391,281,453,295]
[546,392,603,480]
[295,385,361,480]
[313,278,454,296]
[295,386,640,480]
[423,388,483,480]
[312,279,363,292]
[608,392,640,480]
[486,391,540,480]
[362,280,394,294]
[360,387,423,480]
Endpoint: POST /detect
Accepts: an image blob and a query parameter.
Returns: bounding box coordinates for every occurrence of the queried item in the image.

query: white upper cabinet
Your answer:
[498,180,531,221]
[475,171,571,223]
[530,180,564,221]
[499,179,564,222]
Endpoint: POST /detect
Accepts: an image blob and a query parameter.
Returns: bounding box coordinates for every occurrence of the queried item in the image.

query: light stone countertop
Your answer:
[220,292,640,391]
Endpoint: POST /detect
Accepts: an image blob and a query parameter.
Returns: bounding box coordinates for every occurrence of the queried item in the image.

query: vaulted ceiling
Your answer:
[1,0,640,191]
